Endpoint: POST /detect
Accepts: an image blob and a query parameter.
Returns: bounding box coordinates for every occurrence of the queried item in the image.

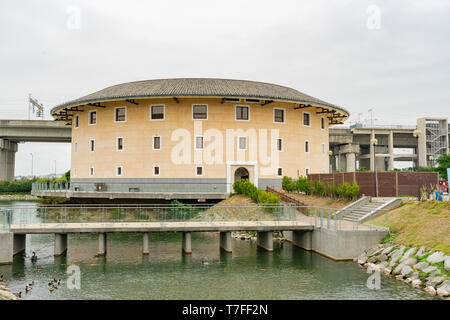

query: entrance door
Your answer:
[234,167,250,182]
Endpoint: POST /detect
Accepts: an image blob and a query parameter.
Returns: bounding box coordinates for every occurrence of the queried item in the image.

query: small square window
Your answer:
[153,166,160,176]
[305,141,310,153]
[303,112,311,126]
[236,106,249,121]
[196,166,203,176]
[153,136,161,150]
[277,138,283,152]
[116,166,122,176]
[277,167,283,177]
[115,107,126,122]
[117,137,124,151]
[90,139,95,152]
[195,136,204,149]
[274,109,285,123]
[89,111,97,125]
[193,104,208,120]
[238,136,247,150]
[151,105,165,120]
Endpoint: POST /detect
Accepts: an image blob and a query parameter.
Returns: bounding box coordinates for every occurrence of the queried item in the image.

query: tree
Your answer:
[64,170,70,181]
[435,154,449,180]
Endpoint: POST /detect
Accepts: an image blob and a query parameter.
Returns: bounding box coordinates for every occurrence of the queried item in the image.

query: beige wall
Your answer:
[71,98,330,180]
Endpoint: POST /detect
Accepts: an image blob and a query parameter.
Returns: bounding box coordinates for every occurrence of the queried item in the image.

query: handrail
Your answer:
[357,198,400,222]
[333,196,371,217]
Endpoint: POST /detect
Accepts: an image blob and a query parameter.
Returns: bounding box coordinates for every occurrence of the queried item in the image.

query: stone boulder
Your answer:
[357,256,368,265]
[413,261,429,272]
[436,280,450,297]
[393,263,405,275]
[426,251,445,264]
[382,267,392,276]
[416,246,426,258]
[382,246,394,255]
[401,258,417,267]
[412,279,422,288]
[426,276,444,288]
[424,286,436,296]
[401,266,414,278]
[445,256,450,271]
[379,253,388,262]
[399,247,417,263]
[389,249,403,264]
[422,266,438,274]
[368,256,378,263]
[0,289,17,300]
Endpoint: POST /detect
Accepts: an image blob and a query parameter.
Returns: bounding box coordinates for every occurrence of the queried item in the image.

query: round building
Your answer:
[51,78,349,200]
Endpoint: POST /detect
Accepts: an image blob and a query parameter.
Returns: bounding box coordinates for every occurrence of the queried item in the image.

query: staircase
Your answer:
[335,197,402,222]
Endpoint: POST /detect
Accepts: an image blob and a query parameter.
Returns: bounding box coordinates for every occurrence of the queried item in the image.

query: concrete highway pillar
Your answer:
[13,234,26,256]
[256,232,273,252]
[291,231,312,251]
[0,139,17,181]
[0,232,13,265]
[219,232,232,253]
[182,232,192,254]
[54,233,68,256]
[143,233,149,255]
[388,131,394,171]
[97,233,107,256]
[346,153,356,172]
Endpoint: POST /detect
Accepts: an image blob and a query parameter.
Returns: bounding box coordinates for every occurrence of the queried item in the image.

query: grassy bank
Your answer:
[373,201,450,254]
[0,193,38,201]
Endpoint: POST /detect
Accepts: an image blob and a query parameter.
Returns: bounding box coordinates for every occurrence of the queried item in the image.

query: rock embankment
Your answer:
[356,244,450,299]
[232,231,287,242]
[0,284,18,300]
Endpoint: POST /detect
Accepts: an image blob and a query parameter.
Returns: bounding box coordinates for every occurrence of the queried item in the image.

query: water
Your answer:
[0,201,436,300]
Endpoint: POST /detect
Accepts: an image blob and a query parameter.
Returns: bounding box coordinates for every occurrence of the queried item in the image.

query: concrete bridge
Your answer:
[0,120,70,180]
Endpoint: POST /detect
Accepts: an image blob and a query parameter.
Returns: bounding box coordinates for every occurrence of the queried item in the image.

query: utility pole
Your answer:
[30,153,33,177]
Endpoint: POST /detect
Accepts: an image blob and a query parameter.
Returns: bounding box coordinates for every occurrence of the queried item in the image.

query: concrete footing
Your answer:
[97,233,107,256]
[54,233,68,256]
[292,231,312,251]
[0,232,13,265]
[256,231,273,252]
[182,232,192,254]
[13,234,26,256]
[143,233,149,255]
[219,232,232,253]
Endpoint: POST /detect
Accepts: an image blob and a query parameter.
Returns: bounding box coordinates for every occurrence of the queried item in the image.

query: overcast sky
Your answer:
[0,0,449,176]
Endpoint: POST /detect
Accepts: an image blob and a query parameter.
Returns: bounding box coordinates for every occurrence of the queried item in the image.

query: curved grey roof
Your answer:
[51,78,349,117]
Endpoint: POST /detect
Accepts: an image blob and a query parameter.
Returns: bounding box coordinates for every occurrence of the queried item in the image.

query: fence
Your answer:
[308,171,439,197]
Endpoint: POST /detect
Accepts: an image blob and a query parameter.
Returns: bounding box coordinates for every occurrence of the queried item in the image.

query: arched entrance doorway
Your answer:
[234,167,250,182]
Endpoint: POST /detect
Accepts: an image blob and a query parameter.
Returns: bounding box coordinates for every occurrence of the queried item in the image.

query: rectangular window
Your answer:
[321,117,325,130]
[277,167,283,177]
[192,104,208,120]
[73,168,77,177]
[245,99,260,103]
[195,136,204,149]
[305,140,309,153]
[115,107,126,122]
[238,136,247,150]
[74,142,78,153]
[89,166,94,176]
[117,137,124,151]
[151,105,165,120]
[322,143,325,154]
[153,136,161,150]
[89,110,97,125]
[303,112,311,126]
[153,166,160,176]
[277,138,283,152]
[75,115,79,128]
[274,108,285,123]
[90,139,95,152]
[305,168,310,176]
[196,166,203,176]
[235,105,249,121]
[116,166,122,176]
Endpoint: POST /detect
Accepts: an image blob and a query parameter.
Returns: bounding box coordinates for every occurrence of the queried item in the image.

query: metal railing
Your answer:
[0,203,389,232]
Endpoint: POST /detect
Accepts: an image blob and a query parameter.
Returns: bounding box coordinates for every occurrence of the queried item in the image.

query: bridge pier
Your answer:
[291,230,312,251]
[13,234,26,256]
[182,232,192,254]
[0,139,17,181]
[143,233,149,255]
[256,232,273,252]
[97,233,107,256]
[54,233,68,256]
[0,232,13,265]
[219,232,232,253]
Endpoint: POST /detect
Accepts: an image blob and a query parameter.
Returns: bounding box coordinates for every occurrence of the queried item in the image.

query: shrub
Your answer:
[233,179,280,206]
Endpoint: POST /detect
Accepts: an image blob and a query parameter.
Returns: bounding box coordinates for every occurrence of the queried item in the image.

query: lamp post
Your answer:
[370,138,378,197]
[30,153,33,177]
[413,129,422,199]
